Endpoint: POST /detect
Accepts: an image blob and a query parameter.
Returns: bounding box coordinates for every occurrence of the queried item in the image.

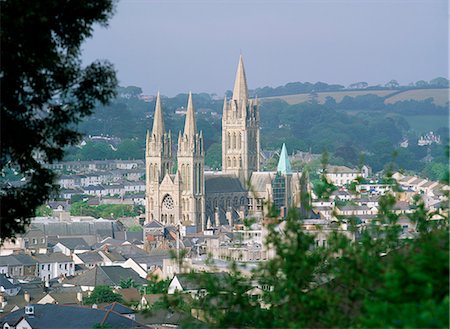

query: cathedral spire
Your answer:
[152,91,165,136]
[183,92,197,138]
[232,55,248,103]
[277,143,292,175]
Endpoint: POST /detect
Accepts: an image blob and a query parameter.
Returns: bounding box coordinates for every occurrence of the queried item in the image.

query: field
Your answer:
[262,90,396,105]
[404,115,449,134]
[384,88,449,106]
[262,88,449,106]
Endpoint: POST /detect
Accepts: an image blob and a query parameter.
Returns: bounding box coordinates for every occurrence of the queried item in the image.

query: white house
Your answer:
[34,253,75,282]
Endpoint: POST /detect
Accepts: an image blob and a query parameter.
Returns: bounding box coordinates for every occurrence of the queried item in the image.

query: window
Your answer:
[47,264,50,270]
[41,238,45,243]
[162,195,174,210]
[32,238,37,244]
[65,264,67,270]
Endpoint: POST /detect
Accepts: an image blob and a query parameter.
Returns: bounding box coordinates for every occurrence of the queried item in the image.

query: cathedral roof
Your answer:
[249,172,275,192]
[232,55,248,103]
[204,174,246,193]
[152,91,165,136]
[277,143,292,175]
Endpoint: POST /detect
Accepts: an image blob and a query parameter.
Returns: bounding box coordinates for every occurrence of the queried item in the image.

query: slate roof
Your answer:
[64,266,146,287]
[75,252,103,264]
[0,254,37,267]
[144,220,164,229]
[248,172,274,192]
[205,174,246,193]
[0,304,146,328]
[175,272,231,291]
[104,302,134,314]
[33,253,72,263]
[0,274,17,290]
[55,237,90,250]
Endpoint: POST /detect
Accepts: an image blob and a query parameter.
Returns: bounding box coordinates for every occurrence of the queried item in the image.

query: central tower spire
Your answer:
[232,55,248,103]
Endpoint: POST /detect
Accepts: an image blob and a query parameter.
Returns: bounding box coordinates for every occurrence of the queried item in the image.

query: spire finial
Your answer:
[152,91,165,136]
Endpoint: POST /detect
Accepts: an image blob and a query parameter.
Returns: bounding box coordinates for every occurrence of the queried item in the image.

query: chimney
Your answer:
[77,292,83,303]
[24,291,30,303]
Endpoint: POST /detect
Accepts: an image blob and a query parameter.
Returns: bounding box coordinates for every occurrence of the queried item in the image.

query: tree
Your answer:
[385,79,400,89]
[429,77,449,88]
[1,0,118,239]
[84,286,123,305]
[119,278,137,289]
[161,190,448,328]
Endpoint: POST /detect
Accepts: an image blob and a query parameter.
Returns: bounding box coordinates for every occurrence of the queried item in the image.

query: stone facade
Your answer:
[145,56,303,230]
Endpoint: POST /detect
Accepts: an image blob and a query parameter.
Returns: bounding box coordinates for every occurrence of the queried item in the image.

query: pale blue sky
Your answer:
[82,0,449,96]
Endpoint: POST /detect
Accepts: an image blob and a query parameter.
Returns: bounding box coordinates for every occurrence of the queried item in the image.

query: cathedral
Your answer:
[145,56,302,231]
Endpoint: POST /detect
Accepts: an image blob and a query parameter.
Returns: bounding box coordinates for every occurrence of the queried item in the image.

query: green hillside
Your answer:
[262,88,449,106]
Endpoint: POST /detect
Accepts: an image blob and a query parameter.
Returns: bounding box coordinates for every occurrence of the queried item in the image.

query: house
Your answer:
[324,165,362,186]
[0,227,47,256]
[0,274,21,296]
[104,302,136,320]
[34,253,75,282]
[167,272,231,298]
[52,237,90,256]
[72,251,104,268]
[63,266,147,291]
[0,254,38,279]
[0,303,146,328]
[36,291,86,305]
[116,288,141,305]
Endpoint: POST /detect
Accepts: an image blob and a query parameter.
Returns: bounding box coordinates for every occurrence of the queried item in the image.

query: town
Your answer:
[1,56,448,328]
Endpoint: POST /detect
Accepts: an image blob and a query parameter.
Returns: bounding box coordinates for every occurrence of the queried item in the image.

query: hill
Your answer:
[262,88,449,106]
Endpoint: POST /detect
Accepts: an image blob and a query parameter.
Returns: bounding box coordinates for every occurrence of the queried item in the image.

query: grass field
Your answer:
[262,90,396,105]
[262,88,449,106]
[404,115,449,134]
[384,89,449,106]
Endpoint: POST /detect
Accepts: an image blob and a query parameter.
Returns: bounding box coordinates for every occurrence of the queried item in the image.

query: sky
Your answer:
[82,0,449,96]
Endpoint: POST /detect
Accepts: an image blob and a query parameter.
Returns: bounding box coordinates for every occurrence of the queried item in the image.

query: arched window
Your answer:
[238,133,242,149]
[232,133,236,149]
[227,133,231,149]
[227,157,231,168]
[233,157,236,167]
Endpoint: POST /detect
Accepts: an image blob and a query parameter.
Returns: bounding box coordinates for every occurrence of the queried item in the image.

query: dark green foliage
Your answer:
[84,286,123,305]
[119,278,137,289]
[158,189,449,328]
[70,202,144,218]
[1,0,118,239]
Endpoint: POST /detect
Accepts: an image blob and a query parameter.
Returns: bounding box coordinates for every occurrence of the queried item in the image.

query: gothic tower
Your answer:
[145,92,173,223]
[177,92,206,230]
[222,55,260,185]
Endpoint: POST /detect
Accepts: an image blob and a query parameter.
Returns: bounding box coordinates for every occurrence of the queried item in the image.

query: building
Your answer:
[145,56,305,231]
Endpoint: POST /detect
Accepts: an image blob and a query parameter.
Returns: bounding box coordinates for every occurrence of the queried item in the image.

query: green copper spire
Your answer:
[277,143,292,175]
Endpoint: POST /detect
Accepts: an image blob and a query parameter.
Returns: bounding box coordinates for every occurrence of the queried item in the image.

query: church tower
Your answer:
[222,55,260,185]
[145,92,173,223]
[177,92,206,230]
